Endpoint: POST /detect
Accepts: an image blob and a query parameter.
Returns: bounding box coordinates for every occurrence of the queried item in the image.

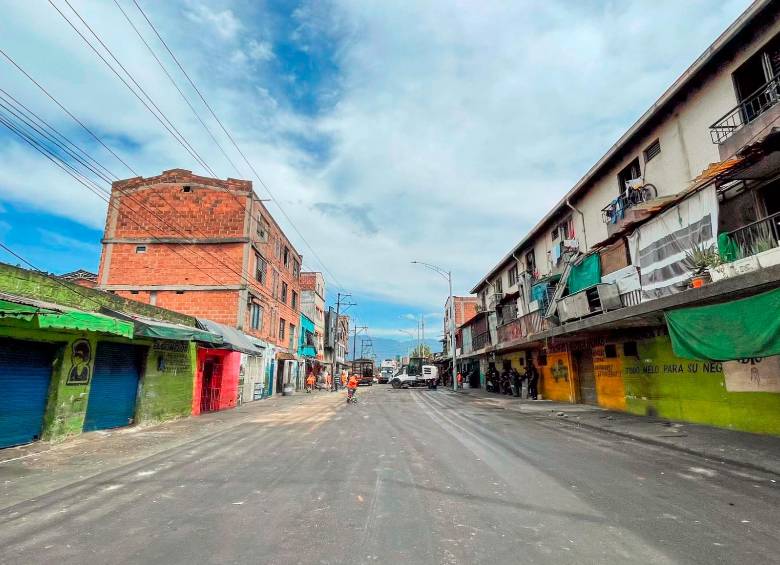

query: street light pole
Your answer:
[411,261,457,392]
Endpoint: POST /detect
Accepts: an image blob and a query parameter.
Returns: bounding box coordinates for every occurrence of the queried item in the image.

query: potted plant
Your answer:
[684,243,720,288]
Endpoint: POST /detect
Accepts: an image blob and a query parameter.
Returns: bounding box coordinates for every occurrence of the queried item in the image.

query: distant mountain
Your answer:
[347,336,442,362]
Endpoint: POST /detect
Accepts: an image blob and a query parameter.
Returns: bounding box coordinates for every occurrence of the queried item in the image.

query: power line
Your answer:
[131,0,346,293]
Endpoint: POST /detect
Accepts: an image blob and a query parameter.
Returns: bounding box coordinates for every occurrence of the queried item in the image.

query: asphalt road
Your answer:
[1,387,779,564]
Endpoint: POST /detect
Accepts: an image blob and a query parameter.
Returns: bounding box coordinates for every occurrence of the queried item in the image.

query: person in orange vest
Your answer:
[341,370,348,387]
[346,374,359,403]
[305,371,316,393]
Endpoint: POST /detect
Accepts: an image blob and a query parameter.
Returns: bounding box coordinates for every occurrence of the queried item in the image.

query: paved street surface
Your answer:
[1,387,779,565]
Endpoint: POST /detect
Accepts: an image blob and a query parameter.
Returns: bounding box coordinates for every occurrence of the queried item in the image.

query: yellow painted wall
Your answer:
[539,350,575,402]
[593,345,626,411]
[498,351,527,371]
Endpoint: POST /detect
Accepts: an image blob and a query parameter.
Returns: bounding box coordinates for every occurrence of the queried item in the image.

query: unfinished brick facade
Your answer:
[98,169,303,351]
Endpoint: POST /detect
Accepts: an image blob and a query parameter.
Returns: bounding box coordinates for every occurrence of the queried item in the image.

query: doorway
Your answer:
[575,350,598,405]
[200,356,224,413]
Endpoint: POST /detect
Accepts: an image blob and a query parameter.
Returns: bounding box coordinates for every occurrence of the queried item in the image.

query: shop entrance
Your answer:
[575,350,598,405]
[200,356,224,413]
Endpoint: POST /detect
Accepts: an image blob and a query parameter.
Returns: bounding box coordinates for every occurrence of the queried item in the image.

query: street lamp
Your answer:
[398,329,415,358]
[411,261,457,391]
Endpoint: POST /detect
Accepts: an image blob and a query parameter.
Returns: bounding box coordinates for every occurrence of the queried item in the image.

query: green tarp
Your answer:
[0,298,134,338]
[665,287,780,360]
[567,253,602,295]
[37,311,134,338]
[131,317,220,343]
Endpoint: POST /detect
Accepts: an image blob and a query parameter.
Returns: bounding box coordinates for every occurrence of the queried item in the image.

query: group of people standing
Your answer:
[485,361,539,399]
[305,368,353,393]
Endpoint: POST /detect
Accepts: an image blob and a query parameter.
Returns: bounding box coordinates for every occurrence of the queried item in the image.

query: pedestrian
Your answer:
[526,360,539,400]
[324,369,332,391]
[457,371,463,390]
[346,374,359,403]
[305,371,315,393]
[340,369,348,388]
[500,365,512,395]
[510,367,521,397]
[486,365,499,393]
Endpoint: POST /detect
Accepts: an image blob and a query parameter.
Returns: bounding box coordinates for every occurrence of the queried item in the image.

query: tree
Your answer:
[411,343,432,358]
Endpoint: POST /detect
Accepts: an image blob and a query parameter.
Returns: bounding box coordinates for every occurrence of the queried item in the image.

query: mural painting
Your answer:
[66,339,91,385]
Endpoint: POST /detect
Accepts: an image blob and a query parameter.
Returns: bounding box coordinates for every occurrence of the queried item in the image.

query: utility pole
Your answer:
[351,325,368,364]
[411,261,457,391]
[332,292,353,391]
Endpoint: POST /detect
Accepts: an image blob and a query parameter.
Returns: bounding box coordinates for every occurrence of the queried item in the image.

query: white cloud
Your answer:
[248,39,274,61]
[185,3,241,40]
[0,0,753,319]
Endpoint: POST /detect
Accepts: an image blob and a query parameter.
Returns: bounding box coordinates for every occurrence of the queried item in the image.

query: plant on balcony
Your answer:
[683,243,721,288]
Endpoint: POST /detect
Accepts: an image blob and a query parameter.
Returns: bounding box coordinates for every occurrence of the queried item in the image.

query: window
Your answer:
[537,354,548,367]
[281,282,288,303]
[623,341,638,357]
[279,318,285,340]
[256,217,269,242]
[255,253,267,284]
[283,246,290,268]
[250,303,263,330]
[182,185,192,192]
[272,270,279,299]
[291,290,298,310]
[175,290,184,295]
[292,259,300,278]
[525,250,536,276]
[604,344,618,358]
[135,245,147,253]
[644,139,661,163]
[617,157,642,194]
[130,290,139,295]
[274,238,281,259]
[494,277,503,294]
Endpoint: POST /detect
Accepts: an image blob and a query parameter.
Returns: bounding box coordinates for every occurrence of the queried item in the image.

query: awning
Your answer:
[102,309,221,343]
[197,318,262,354]
[666,287,780,361]
[0,296,133,338]
[276,351,297,361]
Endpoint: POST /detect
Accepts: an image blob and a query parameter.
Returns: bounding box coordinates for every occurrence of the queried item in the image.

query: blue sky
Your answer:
[0,0,751,341]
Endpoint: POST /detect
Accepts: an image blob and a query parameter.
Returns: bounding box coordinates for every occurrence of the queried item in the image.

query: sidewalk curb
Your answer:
[551,416,780,477]
[446,389,780,477]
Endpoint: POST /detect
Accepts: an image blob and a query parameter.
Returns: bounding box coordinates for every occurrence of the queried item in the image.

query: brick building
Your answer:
[443,296,479,355]
[97,169,302,353]
[299,272,326,365]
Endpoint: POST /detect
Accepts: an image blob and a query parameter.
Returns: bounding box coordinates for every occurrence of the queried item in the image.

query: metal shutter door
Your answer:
[0,338,56,448]
[83,342,140,431]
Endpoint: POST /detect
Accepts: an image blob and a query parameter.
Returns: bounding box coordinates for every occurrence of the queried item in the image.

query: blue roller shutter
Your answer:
[83,342,141,432]
[0,338,56,449]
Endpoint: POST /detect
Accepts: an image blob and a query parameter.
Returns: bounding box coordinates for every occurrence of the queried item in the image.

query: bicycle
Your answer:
[624,178,657,207]
[346,388,357,404]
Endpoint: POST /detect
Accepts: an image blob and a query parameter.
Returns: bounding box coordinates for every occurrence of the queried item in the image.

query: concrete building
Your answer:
[300,272,326,369]
[442,296,479,356]
[465,0,780,435]
[96,169,303,394]
[325,309,349,375]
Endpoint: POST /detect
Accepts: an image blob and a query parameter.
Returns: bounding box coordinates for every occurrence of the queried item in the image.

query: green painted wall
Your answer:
[136,341,196,424]
[0,262,194,325]
[621,335,780,435]
[0,319,197,442]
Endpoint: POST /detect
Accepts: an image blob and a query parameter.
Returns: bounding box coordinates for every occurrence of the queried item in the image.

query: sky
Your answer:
[0,0,752,342]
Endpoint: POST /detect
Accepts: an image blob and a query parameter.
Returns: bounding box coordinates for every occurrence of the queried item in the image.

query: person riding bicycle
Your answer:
[347,374,359,402]
[305,372,316,393]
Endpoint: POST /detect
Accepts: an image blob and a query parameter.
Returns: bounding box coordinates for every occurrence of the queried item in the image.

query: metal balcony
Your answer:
[710,76,780,144]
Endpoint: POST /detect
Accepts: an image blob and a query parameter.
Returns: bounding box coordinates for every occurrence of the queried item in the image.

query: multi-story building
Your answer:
[96,169,303,390]
[325,309,349,375]
[465,0,780,435]
[300,272,326,368]
[442,296,479,356]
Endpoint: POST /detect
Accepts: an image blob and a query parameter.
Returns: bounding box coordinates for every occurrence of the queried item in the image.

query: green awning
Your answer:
[0,297,133,338]
[0,299,42,321]
[666,287,780,361]
[37,311,134,338]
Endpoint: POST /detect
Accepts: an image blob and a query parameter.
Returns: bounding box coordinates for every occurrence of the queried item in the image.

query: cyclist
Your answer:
[347,374,359,403]
[305,371,316,393]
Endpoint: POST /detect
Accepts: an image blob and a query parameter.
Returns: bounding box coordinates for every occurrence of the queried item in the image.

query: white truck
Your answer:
[389,358,439,389]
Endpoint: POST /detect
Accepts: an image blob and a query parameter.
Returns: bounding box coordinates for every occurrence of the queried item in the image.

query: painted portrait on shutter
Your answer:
[67,339,92,385]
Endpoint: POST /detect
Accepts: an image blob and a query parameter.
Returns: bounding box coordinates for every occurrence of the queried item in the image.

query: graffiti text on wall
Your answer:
[625,361,722,376]
[724,356,780,392]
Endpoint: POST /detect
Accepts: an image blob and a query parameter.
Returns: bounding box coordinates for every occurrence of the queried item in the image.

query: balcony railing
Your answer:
[710,76,780,144]
[472,331,491,351]
[728,211,780,259]
[496,310,547,344]
[601,188,655,224]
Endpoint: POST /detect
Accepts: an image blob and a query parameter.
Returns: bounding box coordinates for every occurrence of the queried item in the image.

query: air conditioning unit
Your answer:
[528,300,540,312]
